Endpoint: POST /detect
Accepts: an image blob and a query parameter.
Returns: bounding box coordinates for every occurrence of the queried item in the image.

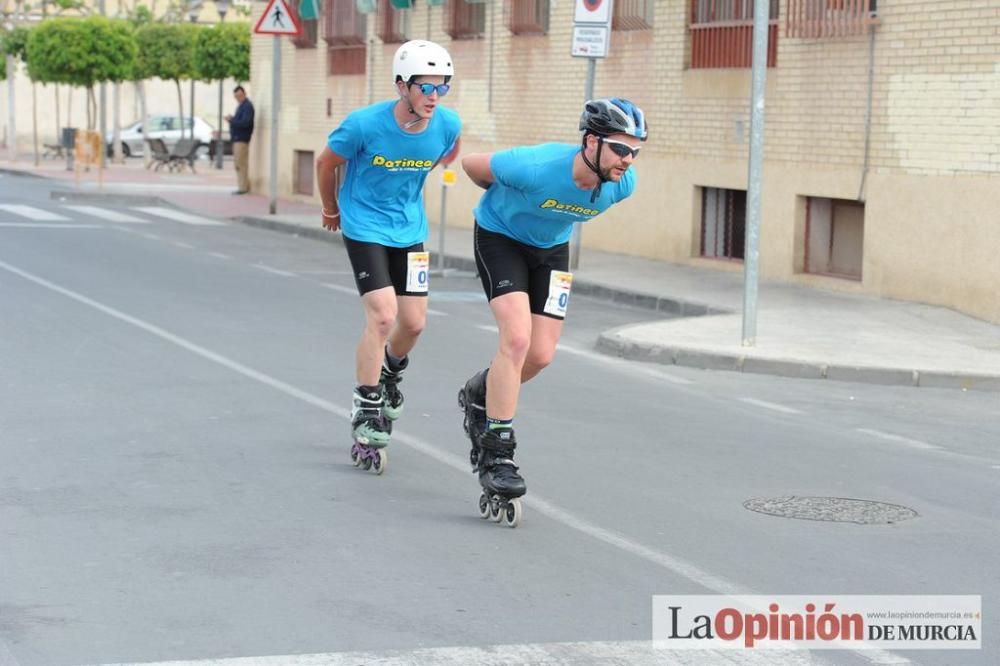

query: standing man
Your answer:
[458,99,646,522]
[315,40,460,463]
[225,85,255,195]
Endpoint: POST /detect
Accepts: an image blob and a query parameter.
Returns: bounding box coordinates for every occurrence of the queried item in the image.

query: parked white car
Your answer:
[106,116,216,157]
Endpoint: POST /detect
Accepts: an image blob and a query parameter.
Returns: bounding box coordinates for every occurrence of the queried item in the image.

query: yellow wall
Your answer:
[250,0,1000,322]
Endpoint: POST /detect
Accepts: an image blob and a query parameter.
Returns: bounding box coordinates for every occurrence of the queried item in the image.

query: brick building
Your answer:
[248,0,1000,322]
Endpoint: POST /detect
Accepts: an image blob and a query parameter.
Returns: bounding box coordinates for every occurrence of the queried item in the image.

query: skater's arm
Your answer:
[316,147,347,231]
[461,152,494,190]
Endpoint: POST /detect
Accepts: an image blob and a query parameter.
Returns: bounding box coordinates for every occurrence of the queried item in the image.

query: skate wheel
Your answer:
[477,492,490,519]
[503,498,522,528]
[489,498,503,522]
[372,449,387,475]
[350,446,361,467]
[457,389,466,410]
[361,455,373,471]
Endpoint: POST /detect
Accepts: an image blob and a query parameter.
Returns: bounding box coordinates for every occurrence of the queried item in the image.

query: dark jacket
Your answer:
[229,99,255,143]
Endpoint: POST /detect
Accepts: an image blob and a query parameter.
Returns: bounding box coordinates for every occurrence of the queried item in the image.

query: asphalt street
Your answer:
[1,173,997,666]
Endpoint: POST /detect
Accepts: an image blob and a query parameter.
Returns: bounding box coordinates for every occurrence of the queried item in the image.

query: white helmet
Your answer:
[392,40,454,84]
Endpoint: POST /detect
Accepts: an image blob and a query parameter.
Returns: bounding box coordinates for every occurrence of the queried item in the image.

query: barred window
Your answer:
[690,0,778,69]
[505,0,549,35]
[613,0,653,31]
[291,0,320,48]
[377,0,410,43]
[701,187,746,260]
[786,0,877,38]
[324,0,367,45]
[445,0,486,40]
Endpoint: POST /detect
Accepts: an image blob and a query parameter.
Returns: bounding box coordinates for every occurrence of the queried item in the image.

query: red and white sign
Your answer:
[574,0,612,24]
[254,0,302,36]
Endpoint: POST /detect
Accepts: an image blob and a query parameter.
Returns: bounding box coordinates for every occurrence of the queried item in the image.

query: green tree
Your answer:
[134,22,198,138]
[26,17,137,129]
[193,22,250,84]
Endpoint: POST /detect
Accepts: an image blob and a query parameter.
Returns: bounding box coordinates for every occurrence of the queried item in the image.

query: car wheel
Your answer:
[121,143,131,158]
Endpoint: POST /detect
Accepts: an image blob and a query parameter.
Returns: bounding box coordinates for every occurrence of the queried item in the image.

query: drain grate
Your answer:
[744,496,918,524]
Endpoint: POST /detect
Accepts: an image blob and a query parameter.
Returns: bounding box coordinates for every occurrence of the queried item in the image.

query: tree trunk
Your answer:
[112,82,123,163]
[189,80,195,141]
[87,87,95,130]
[6,55,16,162]
[137,81,149,168]
[67,87,73,129]
[175,79,184,140]
[55,84,61,145]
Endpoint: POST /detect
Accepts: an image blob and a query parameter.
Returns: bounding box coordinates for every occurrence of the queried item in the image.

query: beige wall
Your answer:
[251,0,1000,322]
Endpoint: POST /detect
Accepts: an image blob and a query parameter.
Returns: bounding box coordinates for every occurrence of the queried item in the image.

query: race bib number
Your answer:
[406,251,430,293]
[543,270,573,318]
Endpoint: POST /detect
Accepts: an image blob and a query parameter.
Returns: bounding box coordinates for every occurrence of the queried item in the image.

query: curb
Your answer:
[233,215,723,317]
[596,328,1000,392]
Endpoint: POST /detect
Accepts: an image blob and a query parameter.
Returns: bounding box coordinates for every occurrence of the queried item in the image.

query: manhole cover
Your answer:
[743,496,918,524]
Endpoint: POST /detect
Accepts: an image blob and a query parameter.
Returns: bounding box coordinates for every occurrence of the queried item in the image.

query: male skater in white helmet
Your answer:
[316,41,461,465]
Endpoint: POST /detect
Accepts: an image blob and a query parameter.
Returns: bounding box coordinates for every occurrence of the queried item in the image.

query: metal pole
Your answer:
[215,8,227,169]
[741,0,770,347]
[487,0,495,113]
[569,57,596,270]
[268,35,280,215]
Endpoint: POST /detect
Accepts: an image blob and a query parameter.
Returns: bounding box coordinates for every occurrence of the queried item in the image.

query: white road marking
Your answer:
[426,308,448,317]
[0,222,101,229]
[738,397,803,415]
[90,640,832,666]
[475,324,499,334]
[0,204,70,221]
[254,264,296,278]
[856,428,940,451]
[143,233,162,241]
[208,252,231,260]
[557,342,695,386]
[321,282,357,295]
[62,205,150,224]
[133,206,226,226]
[0,258,907,666]
[173,242,195,250]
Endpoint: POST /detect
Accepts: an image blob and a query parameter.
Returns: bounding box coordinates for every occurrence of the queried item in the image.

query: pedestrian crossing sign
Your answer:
[254,0,302,36]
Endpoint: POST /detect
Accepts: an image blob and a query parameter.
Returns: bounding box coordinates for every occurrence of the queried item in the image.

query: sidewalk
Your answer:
[5,157,1000,391]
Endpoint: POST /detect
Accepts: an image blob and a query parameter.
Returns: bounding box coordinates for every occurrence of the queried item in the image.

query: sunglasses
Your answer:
[409,82,451,97]
[601,138,641,159]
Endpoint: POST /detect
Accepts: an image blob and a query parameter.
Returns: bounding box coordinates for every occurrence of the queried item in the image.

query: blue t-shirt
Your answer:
[327,100,461,247]
[473,143,636,248]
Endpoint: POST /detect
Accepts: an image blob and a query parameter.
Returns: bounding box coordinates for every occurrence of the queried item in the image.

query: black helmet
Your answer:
[579,98,648,141]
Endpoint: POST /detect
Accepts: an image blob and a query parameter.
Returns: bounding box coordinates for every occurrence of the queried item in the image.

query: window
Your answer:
[786,0,877,38]
[292,0,320,48]
[804,197,864,279]
[506,0,549,35]
[377,0,409,43]
[295,150,315,196]
[445,0,486,39]
[324,0,367,74]
[690,0,778,69]
[701,187,746,260]
[613,0,653,31]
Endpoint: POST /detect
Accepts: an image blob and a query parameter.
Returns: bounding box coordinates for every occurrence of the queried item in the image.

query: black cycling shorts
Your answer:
[473,222,572,320]
[343,235,429,297]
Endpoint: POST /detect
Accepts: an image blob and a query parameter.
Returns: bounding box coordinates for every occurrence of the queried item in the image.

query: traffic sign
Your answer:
[254,0,302,36]
[574,0,612,24]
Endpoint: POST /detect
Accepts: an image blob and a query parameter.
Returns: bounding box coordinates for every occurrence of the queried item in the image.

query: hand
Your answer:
[321,210,340,231]
[224,114,233,122]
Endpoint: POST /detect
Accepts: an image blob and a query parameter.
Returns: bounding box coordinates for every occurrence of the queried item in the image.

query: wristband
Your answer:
[322,209,340,219]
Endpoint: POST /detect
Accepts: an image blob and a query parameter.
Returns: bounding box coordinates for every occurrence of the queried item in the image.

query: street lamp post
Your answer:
[188,2,202,141]
[215,0,230,170]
